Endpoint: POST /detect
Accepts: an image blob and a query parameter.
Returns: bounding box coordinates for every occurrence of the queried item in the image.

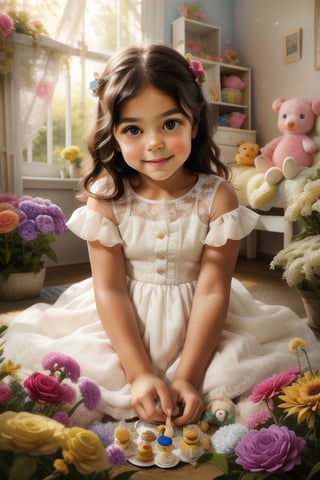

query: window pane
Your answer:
[17,0,142,175]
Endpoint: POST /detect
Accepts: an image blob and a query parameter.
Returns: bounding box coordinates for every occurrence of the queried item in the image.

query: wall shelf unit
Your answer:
[172,16,256,165]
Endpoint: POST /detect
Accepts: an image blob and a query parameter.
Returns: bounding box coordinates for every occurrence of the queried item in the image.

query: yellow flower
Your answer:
[278,371,320,428]
[53,458,69,474]
[289,338,305,352]
[0,411,65,456]
[60,427,108,474]
[0,359,20,380]
[61,146,82,166]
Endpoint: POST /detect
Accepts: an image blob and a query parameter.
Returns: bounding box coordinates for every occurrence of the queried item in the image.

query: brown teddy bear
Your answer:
[235,141,260,166]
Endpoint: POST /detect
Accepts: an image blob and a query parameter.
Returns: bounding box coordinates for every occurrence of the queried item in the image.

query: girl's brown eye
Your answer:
[124,125,141,135]
[164,119,179,131]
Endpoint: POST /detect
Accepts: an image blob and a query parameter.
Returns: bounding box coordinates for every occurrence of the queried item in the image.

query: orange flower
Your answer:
[0,210,19,233]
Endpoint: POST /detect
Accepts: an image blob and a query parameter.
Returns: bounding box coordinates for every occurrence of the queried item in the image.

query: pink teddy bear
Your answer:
[255,97,320,184]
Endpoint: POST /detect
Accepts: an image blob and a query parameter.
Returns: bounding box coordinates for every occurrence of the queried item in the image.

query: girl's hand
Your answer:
[130,373,173,423]
[170,378,204,426]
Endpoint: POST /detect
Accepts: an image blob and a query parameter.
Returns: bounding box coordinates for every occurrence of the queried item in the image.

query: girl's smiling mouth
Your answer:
[145,156,173,167]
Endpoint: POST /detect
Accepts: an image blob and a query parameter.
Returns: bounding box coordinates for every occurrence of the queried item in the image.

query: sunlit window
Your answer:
[3,0,142,176]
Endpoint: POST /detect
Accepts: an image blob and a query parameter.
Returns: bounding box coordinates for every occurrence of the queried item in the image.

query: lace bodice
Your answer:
[112,175,221,224]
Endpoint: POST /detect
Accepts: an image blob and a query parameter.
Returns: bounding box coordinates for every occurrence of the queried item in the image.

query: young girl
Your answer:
[3,44,320,427]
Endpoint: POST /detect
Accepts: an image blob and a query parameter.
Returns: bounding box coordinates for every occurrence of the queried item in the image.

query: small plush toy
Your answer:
[255,97,320,184]
[221,48,240,65]
[235,141,260,166]
[228,111,246,129]
[221,75,245,91]
[200,397,236,429]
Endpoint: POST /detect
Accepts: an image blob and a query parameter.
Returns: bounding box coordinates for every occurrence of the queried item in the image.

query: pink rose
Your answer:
[0,12,14,37]
[23,372,65,404]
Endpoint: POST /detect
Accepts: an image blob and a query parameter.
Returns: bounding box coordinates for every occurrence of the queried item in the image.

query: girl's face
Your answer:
[114,85,196,183]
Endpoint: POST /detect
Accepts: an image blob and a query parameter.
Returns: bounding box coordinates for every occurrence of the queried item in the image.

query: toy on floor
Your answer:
[254,96,320,184]
[200,397,237,430]
[235,141,260,166]
[155,435,178,467]
[179,423,204,460]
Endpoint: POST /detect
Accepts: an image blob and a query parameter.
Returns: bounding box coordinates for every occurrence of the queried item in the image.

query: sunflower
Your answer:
[278,371,320,428]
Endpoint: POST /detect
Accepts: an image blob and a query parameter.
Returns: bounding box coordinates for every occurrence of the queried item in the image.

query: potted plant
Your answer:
[61,146,82,178]
[0,193,68,300]
[271,167,320,329]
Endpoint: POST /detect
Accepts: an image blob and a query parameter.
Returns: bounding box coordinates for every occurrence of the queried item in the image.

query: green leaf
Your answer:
[9,455,37,480]
[305,461,320,480]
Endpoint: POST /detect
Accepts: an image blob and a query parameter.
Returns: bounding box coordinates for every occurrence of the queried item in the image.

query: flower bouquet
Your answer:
[0,325,137,480]
[0,193,68,279]
[271,168,320,311]
[196,338,320,480]
[61,146,82,169]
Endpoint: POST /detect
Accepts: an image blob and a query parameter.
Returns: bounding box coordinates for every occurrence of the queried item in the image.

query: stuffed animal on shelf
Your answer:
[254,96,320,184]
[221,75,245,91]
[228,111,247,129]
[235,141,260,166]
[221,48,240,65]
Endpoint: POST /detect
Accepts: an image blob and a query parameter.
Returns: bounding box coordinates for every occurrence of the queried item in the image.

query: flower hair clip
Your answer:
[88,72,107,97]
[185,53,206,85]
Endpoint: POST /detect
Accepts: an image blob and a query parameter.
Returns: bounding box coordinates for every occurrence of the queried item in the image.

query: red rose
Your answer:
[23,372,65,404]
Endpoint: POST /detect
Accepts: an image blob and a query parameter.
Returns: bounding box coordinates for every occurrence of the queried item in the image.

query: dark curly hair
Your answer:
[83,43,229,200]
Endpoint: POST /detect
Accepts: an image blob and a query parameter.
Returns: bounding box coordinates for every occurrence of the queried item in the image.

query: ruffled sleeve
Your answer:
[67,206,123,247]
[204,204,259,247]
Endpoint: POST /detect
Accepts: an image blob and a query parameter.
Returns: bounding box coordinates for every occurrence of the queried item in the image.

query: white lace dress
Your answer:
[3,174,320,421]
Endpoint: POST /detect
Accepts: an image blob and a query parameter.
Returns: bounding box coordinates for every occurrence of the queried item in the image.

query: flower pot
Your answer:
[0,268,46,301]
[68,164,81,178]
[300,290,320,331]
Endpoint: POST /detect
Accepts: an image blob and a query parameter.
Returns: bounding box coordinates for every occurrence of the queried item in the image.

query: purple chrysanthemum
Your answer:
[36,214,55,234]
[106,444,127,466]
[53,216,68,235]
[0,384,12,403]
[19,200,46,219]
[88,421,115,447]
[53,411,72,427]
[41,352,81,383]
[78,377,101,410]
[18,219,37,240]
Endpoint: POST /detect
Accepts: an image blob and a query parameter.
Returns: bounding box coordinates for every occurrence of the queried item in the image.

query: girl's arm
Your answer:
[171,182,240,425]
[87,199,172,422]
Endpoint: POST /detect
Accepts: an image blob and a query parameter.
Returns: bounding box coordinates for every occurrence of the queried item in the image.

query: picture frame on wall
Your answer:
[283,28,301,64]
[315,0,320,70]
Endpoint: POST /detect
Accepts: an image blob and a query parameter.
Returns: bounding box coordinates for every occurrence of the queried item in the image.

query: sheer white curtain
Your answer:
[0,0,86,193]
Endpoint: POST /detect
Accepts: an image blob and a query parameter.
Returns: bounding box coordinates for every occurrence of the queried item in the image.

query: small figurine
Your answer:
[201,397,237,429]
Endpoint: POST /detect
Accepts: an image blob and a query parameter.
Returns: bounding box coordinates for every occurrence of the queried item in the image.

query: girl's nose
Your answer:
[146,132,164,151]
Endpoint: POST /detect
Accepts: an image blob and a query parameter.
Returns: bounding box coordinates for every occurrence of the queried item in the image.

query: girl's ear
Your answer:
[192,124,198,139]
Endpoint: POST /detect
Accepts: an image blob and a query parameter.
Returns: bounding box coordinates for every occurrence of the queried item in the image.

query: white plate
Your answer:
[134,420,159,436]
[127,456,155,467]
